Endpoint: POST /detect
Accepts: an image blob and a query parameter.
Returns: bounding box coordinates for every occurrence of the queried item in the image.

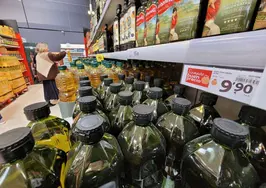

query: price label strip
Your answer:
[181,65,262,104]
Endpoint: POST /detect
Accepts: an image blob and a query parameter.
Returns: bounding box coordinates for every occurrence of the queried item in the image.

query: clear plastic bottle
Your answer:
[181,118,260,188]
[104,83,122,113]
[84,60,91,76]
[69,62,79,87]
[73,86,104,119]
[24,102,71,153]
[189,92,220,135]
[98,78,113,101]
[89,62,101,88]
[144,75,152,93]
[96,74,108,95]
[143,87,169,123]
[55,65,77,102]
[118,104,166,187]
[65,115,123,188]
[132,80,146,105]
[165,84,186,110]
[124,76,134,91]
[157,98,199,186]
[109,91,134,137]
[116,61,126,74]
[118,73,126,90]
[76,63,87,78]
[105,62,119,83]
[0,128,66,188]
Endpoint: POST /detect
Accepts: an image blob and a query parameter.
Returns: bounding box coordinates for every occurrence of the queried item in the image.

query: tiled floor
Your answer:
[0,84,61,134]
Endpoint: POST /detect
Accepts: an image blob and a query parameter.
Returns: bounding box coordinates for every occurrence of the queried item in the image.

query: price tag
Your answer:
[96,54,104,62]
[181,65,262,104]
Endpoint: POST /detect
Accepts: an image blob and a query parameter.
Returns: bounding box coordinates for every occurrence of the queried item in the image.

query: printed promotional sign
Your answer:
[181,65,262,104]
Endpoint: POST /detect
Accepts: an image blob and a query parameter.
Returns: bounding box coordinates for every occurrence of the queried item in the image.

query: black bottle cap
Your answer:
[200,92,218,106]
[103,78,113,86]
[148,87,163,99]
[24,102,50,121]
[133,104,154,125]
[79,80,91,87]
[134,72,141,80]
[75,115,104,144]
[145,75,152,83]
[211,118,249,149]
[154,78,164,88]
[172,98,191,115]
[174,85,185,96]
[79,86,93,97]
[125,76,134,84]
[0,127,35,164]
[119,91,133,105]
[79,76,89,81]
[79,96,97,113]
[238,105,266,127]
[110,83,122,94]
[134,81,145,91]
[100,74,108,81]
[118,73,125,80]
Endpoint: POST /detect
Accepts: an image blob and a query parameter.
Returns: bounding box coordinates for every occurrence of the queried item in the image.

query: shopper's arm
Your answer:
[48,51,66,61]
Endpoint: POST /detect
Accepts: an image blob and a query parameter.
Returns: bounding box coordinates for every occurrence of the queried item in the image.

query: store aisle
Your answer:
[0,84,61,134]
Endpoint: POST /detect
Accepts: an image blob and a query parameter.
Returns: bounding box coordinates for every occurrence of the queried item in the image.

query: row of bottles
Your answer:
[1,64,266,187]
[91,0,265,53]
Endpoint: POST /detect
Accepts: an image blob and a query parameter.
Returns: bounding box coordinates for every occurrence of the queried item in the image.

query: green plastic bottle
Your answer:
[0,127,66,188]
[118,104,166,187]
[165,84,186,110]
[109,91,134,137]
[96,74,108,95]
[132,80,147,105]
[118,73,126,90]
[157,98,199,187]
[189,92,220,135]
[65,115,124,188]
[143,87,169,123]
[124,76,134,91]
[98,78,113,101]
[104,83,122,113]
[181,118,260,188]
[24,102,71,153]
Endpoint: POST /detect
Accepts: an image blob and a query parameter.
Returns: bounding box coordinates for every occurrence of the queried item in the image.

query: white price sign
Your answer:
[181,65,262,104]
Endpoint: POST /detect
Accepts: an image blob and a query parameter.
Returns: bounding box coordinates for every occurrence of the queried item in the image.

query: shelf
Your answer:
[91,30,266,70]
[18,58,24,61]
[0,44,20,49]
[0,34,16,40]
[91,0,124,42]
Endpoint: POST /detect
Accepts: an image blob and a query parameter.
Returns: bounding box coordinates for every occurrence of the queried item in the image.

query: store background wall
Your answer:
[0,0,92,51]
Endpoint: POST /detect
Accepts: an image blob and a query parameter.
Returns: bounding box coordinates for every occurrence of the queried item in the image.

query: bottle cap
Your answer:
[238,105,266,127]
[134,72,141,80]
[116,61,123,67]
[77,64,84,69]
[79,96,97,113]
[174,85,185,96]
[0,127,35,164]
[119,91,133,105]
[200,92,218,106]
[24,102,50,121]
[58,65,67,70]
[134,81,145,91]
[70,62,76,67]
[125,76,134,84]
[172,98,191,115]
[79,80,91,87]
[100,74,108,81]
[103,78,113,86]
[154,78,163,88]
[110,83,122,94]
[133,104,154,125]
[145,75,152,83]
[118,73,125,80]
[75,115,104,144]
[105,63,112,68]
[148,87,163,99]
[79,76,89,81]
[79,86,93,97]
[91,62,98,68]
[211,118,249,148]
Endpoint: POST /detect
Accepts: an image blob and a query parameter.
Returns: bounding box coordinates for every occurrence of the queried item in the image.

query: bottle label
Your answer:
[136,11,145,47]
[113,19,119,47]
[124,12,129,44]
[253,1,266,30]
[127,6,136,42]
[202,0,258,36]
[145,3,158,46]
[120,15,125,44]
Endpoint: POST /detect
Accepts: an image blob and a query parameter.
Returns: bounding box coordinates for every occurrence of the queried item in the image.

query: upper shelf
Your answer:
[94,30,266,70]
[91,0,124,43]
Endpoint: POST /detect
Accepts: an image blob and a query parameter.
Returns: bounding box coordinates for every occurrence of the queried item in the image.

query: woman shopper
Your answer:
[36,43,66,106]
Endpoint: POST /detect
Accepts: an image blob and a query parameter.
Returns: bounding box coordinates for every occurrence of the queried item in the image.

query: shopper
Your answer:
[35,43,66,106]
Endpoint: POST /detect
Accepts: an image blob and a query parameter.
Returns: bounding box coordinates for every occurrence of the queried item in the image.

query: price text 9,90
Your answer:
[219,80,253,94]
